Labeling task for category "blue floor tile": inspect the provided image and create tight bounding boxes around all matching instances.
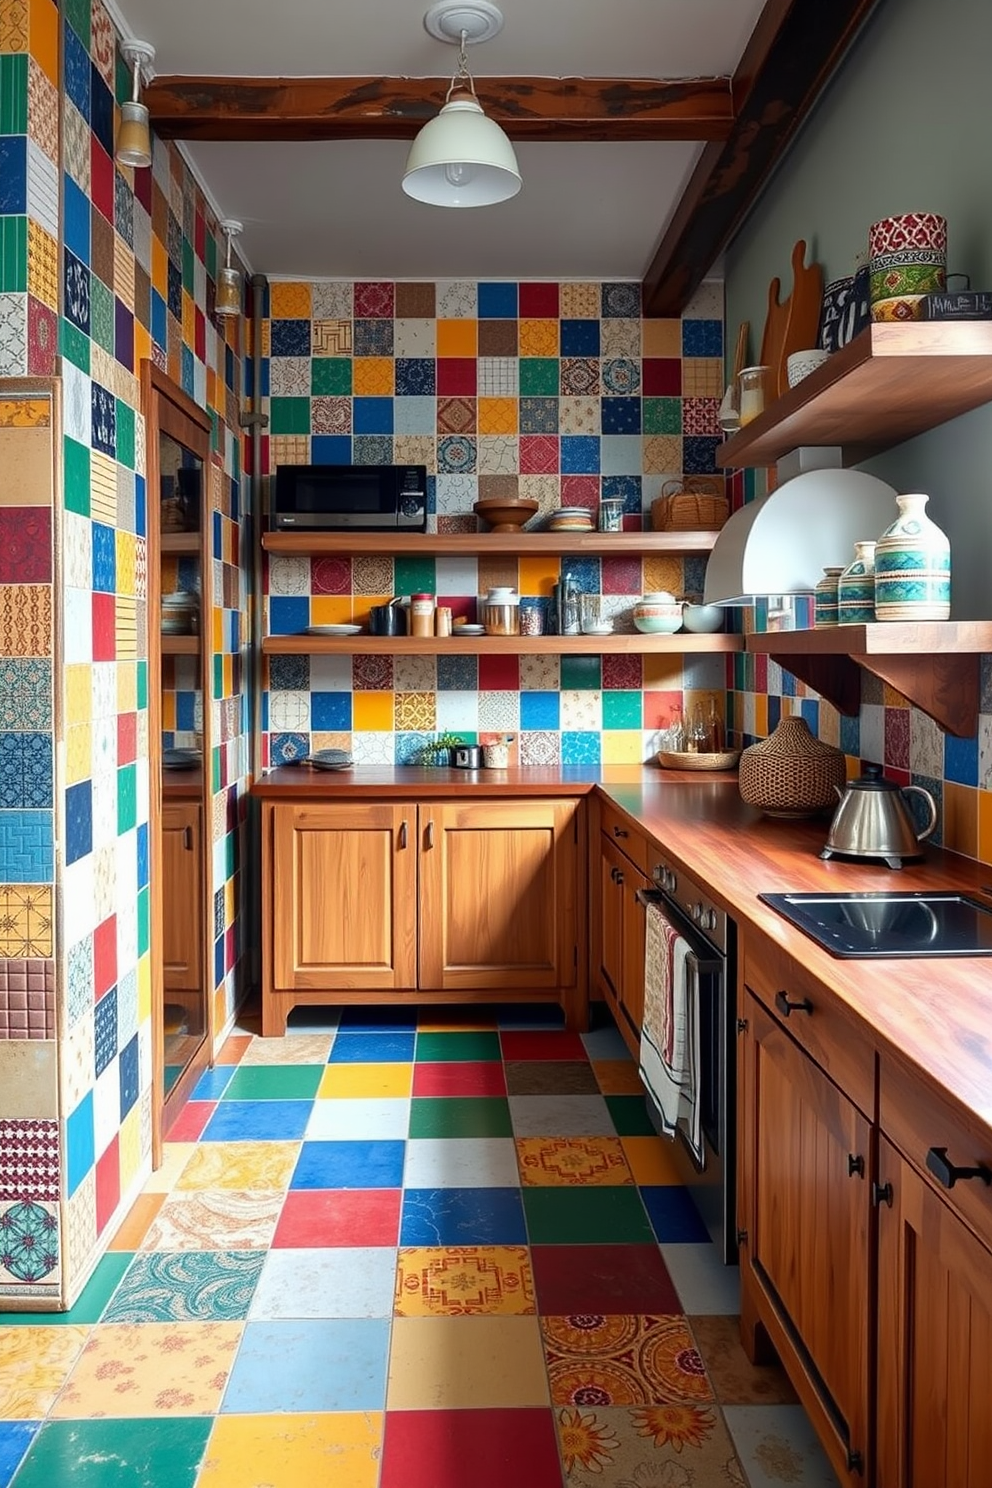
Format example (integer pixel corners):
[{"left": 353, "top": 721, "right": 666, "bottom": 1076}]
[
  {"left": 0, "top": 1423, "right": 38, "bottom": 1488},
  {"left": 222, "top": 1318, "right": 390, "bottom": 1412},
  {"left": 400, "top": 1186, "right": 528, "bottom": 1244},
  {"left": 200, "top": 1100, "right": 313, "bottom": 1141},
  {"left": 640, "top": 1184, "right": 713, "bottom": 1243},
  {"left": 328, "top": 1030, "right": 417, "bottom": 1063},
  {"left": 290, "top": 1139, "right": 406, "bottom": 1190},
  {"left": 191, "top": 1065, "right": 236, "bottom": 1100}
]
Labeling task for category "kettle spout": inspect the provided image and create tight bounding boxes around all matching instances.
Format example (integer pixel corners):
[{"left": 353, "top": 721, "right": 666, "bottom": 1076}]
[{"left": 833, "top": 782, "right": 844, "bottom": 802}]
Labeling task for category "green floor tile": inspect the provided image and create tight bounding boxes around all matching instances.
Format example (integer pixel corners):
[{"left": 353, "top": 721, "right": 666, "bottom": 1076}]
[
  {"left": 415, "top": 1031, "right": 502, "bottom": 1062},
  {"left": 522, "top": 1186, "right": 655, "bottom": 1244},
  {"left": 0, "top": 1251, "right": 132, "bottom": 1326},
  {"left": 12, "top": 1418, "right": 213, "bottom": 1488},
  {"left": 605, "top": 1094, "right": 659, "bottom": 1136},
  {"left": 221, "top": 1064, "right": 326, "bottom": 1100},
  {"left": 409, "top": 1096, "right": 512, "bottom": 1137}
]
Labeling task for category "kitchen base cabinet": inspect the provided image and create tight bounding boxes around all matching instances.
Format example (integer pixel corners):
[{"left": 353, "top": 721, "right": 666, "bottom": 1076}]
[
  {"left": 261, "top": 796, "right": 584, "bottom": 1036},
  {"left": 591, "top": 798, "right": 651, "bottom": 1058},
  {"left": 738, "top": 974, "right": 872, "bottom": 1484}
]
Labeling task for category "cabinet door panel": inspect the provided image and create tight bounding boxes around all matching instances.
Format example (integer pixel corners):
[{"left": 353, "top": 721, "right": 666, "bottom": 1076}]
[
  {"left": 744, "top": 992, "right": 871, "bottom": 1477},
  {"left": 877, "top": 1137, "right": 992, "bottom": 1488},
  {"left": 161, "top": 802, "right": 201, "bottom": 990},
  {"left": 596, "top": 835, "right": 626, "bottom": 1006},
  {"left": 621, "top": 866, "right": 650, "bottom": 1035},
  {"left": 419, "top": 799, "right": 577, "bottom": 990},
  {"left": 272, "top": 803, "right": 417, "bottom": 990}
]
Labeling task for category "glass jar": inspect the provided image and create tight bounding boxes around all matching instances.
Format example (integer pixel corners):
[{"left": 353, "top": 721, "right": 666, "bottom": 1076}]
[
  {"left": 410, "top": 592, "right": 435, "bottom": 637},
  {"left": 481, "top": 587, "right": 520, "bottom": 636},
  {"left": 737, "top": 365, "right": 770, "bottom": 426},
  {"left": 518, "top": 597, "right": 544, "bottom": 636},
  {"left": 597, "top": 498, "right": 624, "bottom": 532}
]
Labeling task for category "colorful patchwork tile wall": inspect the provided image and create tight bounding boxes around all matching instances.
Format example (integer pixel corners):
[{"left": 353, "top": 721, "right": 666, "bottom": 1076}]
[
  {"left": 262, "top": 278, "right": 728, "bottom": 767},
  {"left": 723, "top": 470, "right": 992, "bottom": 862},
  {"left": 0, "top": 0, "right": 249, "bottom": 1309}
]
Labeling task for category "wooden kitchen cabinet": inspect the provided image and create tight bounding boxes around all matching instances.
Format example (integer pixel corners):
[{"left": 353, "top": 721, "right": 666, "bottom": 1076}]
[
  {"left": 261, "top": 795, "right": 583, "bottom": 1035},
  {"left": 161, "top": 801, "right": 202, "bottom": 993},
  {"left": 738, "top": 981, "right": 873, "bottom": 1483},
  {"left": 593, "top": 830, "right": 649, "bottom": 1058}
]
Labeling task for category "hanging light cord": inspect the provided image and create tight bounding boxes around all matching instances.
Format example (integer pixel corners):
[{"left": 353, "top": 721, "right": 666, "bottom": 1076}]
[
  {"left": 129, "top": 51, "right": 142, "bottom": 106},
  {"left": 223, "top": 228, "right": 233, "bottom": 272},
  {"left": 445, "top": 30, "right": 478, "bottom": 101}
]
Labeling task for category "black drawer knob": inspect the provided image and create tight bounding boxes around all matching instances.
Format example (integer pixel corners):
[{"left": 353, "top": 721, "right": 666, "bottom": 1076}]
[
  {"left": 775, "top": 990, "right": 813, "bottom": 1018},
  {"left": 926, "top": 1146, "right": 992, "bottom": 1189},
  {"left": 612, "top": 824, "right": 629, "bottom": 838}
]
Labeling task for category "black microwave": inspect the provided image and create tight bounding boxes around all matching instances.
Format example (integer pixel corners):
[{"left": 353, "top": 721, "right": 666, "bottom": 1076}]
[{"left": 272, "top": 464, "right": 427, "bottom": 531}]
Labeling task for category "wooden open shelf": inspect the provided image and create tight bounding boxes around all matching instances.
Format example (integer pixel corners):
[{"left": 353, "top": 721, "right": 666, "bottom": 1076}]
[
  {"left": 264, "top": 633, "right": 743, "bottom": 657},
  {"left": 161, "top": 532, "right": 201, "bottom": 555},
  {"left": 161, "top": 635, "right": 200, "bottom": 655},
  {"left": 262, "top": 530, "right": 722, "bottom": 557},
  {"left": 718, "top": 322, "right": 992, "bottom": 469},
  {"left": 746, "top": 622, "right": 992, "bottom": 736}
]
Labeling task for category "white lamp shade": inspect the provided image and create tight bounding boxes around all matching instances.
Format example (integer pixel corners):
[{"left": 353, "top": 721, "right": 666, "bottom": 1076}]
[
  {"left": 116, "top": 100, "right": 151, "bottom": 169},
  {"left": 403, "top": 93, "right": 521, "bottom": 207}
]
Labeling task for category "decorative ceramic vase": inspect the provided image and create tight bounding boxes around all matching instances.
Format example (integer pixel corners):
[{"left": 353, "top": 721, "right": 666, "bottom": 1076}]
[
  {"left": 738, "top": 715, "right": 847, "bottom": 819},
  {"left": 874, "top": 492, "right": 951, "bottom": 621},
  {"left": 814, "top": 566, "right": 845, "bottom": 628},
  {"left": 837, "top": 541, "right": 877, "bottom": 625}
]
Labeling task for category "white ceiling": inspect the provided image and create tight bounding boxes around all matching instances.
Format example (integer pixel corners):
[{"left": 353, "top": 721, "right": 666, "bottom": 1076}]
[{"left": 110, "top": 0, "right": 767, "bottom": 283}]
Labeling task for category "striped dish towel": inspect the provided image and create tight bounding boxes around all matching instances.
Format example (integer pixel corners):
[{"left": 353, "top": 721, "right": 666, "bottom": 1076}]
[{"left": 639, "top": 899, "right": 703, "bottom": 1166}]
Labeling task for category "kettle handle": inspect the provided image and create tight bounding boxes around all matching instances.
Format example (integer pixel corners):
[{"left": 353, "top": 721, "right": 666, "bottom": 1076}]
[{"left": 902, "top": 785, "right": 938, "bottom": 843}]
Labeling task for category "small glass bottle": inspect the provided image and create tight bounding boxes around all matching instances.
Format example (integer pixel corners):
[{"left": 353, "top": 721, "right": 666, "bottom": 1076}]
[
  {"left": 706, "top": 698, "right": 724, "bottom": 753},
  {"left": 410, "top": 592, "right": 434, "bottom": 637},
  {"left": 737, "top": 365, "right": 770, "bottom": 426},
  {"left": 434, "top": 606, "right": 452, "bottom": 637}
]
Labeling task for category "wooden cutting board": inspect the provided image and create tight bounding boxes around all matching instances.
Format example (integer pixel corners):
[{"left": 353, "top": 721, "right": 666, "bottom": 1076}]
[{"left": 759, "top": 240, "right": 824, "bottom": 399}]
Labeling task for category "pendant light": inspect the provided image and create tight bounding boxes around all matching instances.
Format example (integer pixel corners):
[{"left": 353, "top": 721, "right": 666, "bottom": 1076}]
[
  {"left": 116, "top": 41, "right": 155, "bottom": 169},
  {"left": 403, "top": 1, "right": 521, "bottom": 208},
  {"left": 215, "top": 220, "right": 243, "bottom": 319}
]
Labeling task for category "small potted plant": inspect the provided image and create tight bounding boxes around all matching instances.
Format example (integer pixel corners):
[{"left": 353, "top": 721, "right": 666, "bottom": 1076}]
[{"left": 415, "top": 732, "right": 465, "bottom": 767}]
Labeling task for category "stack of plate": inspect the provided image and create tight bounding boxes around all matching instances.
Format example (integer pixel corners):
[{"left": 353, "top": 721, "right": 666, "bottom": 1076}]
[
  {"left": 163, "top": 747, "right": 202, "bottom": 771},
  {"left": 547, "top": 507, "right": 594, "bottom": 533},
  {"left": 307, "top": 748, "right": 354, "bottom": 771}
]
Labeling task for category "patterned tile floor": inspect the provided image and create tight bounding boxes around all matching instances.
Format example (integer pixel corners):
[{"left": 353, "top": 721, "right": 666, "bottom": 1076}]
[{"left": 0, "top": 1004, "right": 840, "bottom": 1487}]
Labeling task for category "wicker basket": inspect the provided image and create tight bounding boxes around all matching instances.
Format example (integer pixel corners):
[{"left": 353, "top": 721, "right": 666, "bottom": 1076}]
[
  {"left": 657, "top": 749, "right": 740, "bottom": 772},
  {"left": 651, "top": 480, "right": 730, "bottom": 532},
  {"left": 738, "top": 716, "right": 846, "bottom": 817}
]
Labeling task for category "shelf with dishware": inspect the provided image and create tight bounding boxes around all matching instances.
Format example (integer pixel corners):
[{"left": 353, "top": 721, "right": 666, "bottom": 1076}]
[
  {"left": 161, "top": 531, "right": 201, "bottom": 555},
  {"left": 717, "top": 321, "right": 992, "bottom": 470},
  {"left": 261, "top": 530, "right": 723, "bottom": 558},
  {"left": 161, "top": 634, "right": 201, "bottom": 655},
  {"left": 746, "top": 621, "right": 992, "bottom": 736},
  {"left": 263, "top": 632, "right": 743, "bottom": 657}
]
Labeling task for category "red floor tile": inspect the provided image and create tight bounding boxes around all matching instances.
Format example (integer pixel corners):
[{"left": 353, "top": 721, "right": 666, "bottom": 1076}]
[
  {"left": 500, "top": 1031, "right": 589, "bottom": 1061},
  {"left": 272, "top": 1187, "right": 402, "bottom": 1247},
  {"left": 215, "top": 1034, "right": 252, "bottom": 1064},
  {"left": 165, "top": 1100, "right": 215, "bottom": 1142},
  {"left": 381, "top": 1408, "right": 563, "bottom": 1488},
  {"left": 412, "top": 1061, "right": 508, "bottom": 1097},
  {"left": 530, "top": 1243, "right": 682, "bottom": 1315}
]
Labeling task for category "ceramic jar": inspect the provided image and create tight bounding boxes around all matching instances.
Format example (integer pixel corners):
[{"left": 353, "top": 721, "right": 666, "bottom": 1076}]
[
  {"left": 837, "top": 541, "right": 877, "bottom": 625},
  {"left": 813, "top": 566, "right": 846, "bottom": 628},
  {"left": 738, "top": 715, "right": 847, "bottom": 819},
  {"left": 632, "top": 592, "right": 682, "bottom": 634},
  {"left": 873, "top": 492, "right": 950, "bottom": 621}
]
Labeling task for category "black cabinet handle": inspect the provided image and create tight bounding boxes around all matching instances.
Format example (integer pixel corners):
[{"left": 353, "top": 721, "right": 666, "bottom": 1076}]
[
  {"left": 872, "top": 1181, "right": 894, "bottom": 1208},
  {"left": 398, "top": 820, "right": 407, "bottom": 849},
  {"left": 775, "top": 990, "right": 813, "bottom": 1018},
  {"left": 848, "top": 1154, "right": 865, "bottom": 1178},
  {"left": 614, "top": 868, "right": 624, "bottom": 886},
  {"left": 926, "top": 1146, "right": 992, "bottom": 1189},
  {"left": 612, "top": 824, "right": 629, "bottom": 838},
  {"left": 424, "top": 821, "right": 434, "bottom": 850}
]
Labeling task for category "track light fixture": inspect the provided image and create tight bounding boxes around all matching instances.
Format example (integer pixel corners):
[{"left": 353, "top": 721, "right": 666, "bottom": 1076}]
[
  {"left": 116, "top": 41, "right": 155, "bottom": 169},
  {"left": 215, "top": 220, "right": 244, "bottom": 318}
]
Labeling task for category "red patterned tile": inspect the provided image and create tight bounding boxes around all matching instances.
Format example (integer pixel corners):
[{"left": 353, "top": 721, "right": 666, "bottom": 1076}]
[
  {"left": 27, "top": 296, "right": 57, "bottom": 376},
  {"left": 601, "top": 557, "right": 643, "bottom": 597},
  {"left": 353, "top": 654, "right": 393, "bottom": 691},
  {"left": 437, "top": 396, "right": 476, "bottom": 434},
  {"left": 560, "top": 476, "right": 598, "bottom": 510},
  {"left": 381, "top": 1409, "right": 561, "bottom": 1488},
  {"left": 0, "top": 958, "right": 55, "bottom": 1038},
  {"left": 92, "top": 592, "right": 116, "bottom": 660},
  {"left": 682, "top": 396, "right": 720, "bottom": 435},
  {"left": 0, "top": 508, "right": 50, "bottom": 583},
  {"left": 602, "top": 654, "right": 643, "bottom": 690},
  {"left": 117, "top": 711, "right": 137, "bottom": 765},
  {"left": 311, "top": 556, "right": 352, "bottom": 594},
  {"left": 0, "top": 1118, "right": 60, "bottom": 1201},
  {"left": 885, "top": 705, "right": 911, "bottom": 769},
  {"left": 354, "top": 281, "right": 394, "bottom": 318},
  {"left": 520, "top": 436, "right": 559, "bottom": 475}
]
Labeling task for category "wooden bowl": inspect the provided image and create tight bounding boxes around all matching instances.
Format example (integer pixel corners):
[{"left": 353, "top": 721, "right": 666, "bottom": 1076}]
[{"left": 473, "top": 497, "right": 540, "bottom": 532}]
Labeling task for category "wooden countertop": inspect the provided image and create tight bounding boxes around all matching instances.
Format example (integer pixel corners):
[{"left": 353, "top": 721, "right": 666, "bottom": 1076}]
[
  {"left": 162, "top": 767, "right": 203, "bottom": 800},
  {"left": 596, "top": 776, "right": 992, "bottom": 1133},
  {"left": 251, "top": 762, "right": 992, "bottom": 1131}
]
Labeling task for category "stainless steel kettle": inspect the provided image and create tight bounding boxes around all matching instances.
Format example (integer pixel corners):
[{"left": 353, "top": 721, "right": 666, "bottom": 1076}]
[{"left": 820, "top": 763, "right": 938, "bottom": 869}]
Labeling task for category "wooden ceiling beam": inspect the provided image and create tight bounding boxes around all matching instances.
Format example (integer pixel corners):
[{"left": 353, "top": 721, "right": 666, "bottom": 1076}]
[
  {"left": 641, "top": 0, "right": 887, "bottom": 316},
  {"left": 146, "top": 73, "right": 734, "bottom": 143}
]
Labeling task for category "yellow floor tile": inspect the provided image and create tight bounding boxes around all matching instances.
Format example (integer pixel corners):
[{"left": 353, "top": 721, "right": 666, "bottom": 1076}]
[
  {"left": 53, "top": 1322, "right": 242, "bottom": 1417},
  {"left": 0, "top": 1326, "right": 90, "bottom": 1418},
  {"left": 515, "top": 1136, "right": 633, "bottom": 1186},
  {"left": 395, "top": 1246, "right": 535, "bottom": 1316},
  {"left": 175, "top": 1142, "right": 300, "bottom": 1192},
  {"left": 107, "top": 1192, "right": 165, "bottom": 1250},
  {"left": 387, "top": 1316, "right": 550, "bottom": 1409},
  {"left": 593, "top": 1060, "right": 644, "bottom": 1095},
  {"left": 317, "top": 1063, "right": 413, "bottom": 1099},
  {"left": 620, "top": 1136, "right": 685, "bottom": 1185},
  {"left": 142, "top": 1143, "right": 198, "bottom": 1193},
  {"left": 199, "top": 1412, "right": 383, "bottom": 1488}
]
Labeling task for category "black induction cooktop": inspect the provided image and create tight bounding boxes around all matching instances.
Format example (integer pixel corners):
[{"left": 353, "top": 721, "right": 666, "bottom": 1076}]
[{"left": 760, "top": 891, "right": 992, "bottom": 958}]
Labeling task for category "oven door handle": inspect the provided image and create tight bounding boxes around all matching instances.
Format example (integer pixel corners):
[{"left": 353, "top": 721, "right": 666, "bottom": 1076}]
[
  {"left": 635, "top": 888, "right": 664, "bottom": 908},
  {"left": 636, "top": 889, "right": 725, "bottom": 972}
]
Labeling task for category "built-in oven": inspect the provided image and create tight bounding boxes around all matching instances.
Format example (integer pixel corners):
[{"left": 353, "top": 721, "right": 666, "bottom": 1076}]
[{"left": 637, "top": 854, "right": 737, "bottom": 1263}]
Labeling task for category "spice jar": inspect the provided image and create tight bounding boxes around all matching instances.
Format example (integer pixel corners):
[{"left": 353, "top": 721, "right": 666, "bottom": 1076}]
[
  {"left": 434, "top": 606, "right": 452, "bottom": 637},
  {"left": 737, "top": 365, "right": 770, "bottom": 426},
  {"left": 481, "top": 587, "right": 520, "bottom": 636},
  {"left": 410, "top": 592, "right": 435, "bottom": 637}
]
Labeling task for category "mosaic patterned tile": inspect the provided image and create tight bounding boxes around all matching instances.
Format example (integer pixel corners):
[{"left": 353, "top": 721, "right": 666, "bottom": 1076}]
[
  {"left": 0, "top": 1326, "right": 89, "bottom": 1418},
  {"left": 515, "top": 1137, "right": 632, "bottom": 1186},
  {"left": 556, "top": 1402, "right": 741, "bottom": 1484},
  {"left": 140, "top": 1191, "right": 284, "bottom": 1252},
  {"left": 543, "top": 1313, "right": 714, "bottom": 1407},
  {"left": 52, "top": 1321, "right": 242, "bottom": 1416},
  {"left": 102, "top": 1249, "right": 266, "bottom": 1322}
]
